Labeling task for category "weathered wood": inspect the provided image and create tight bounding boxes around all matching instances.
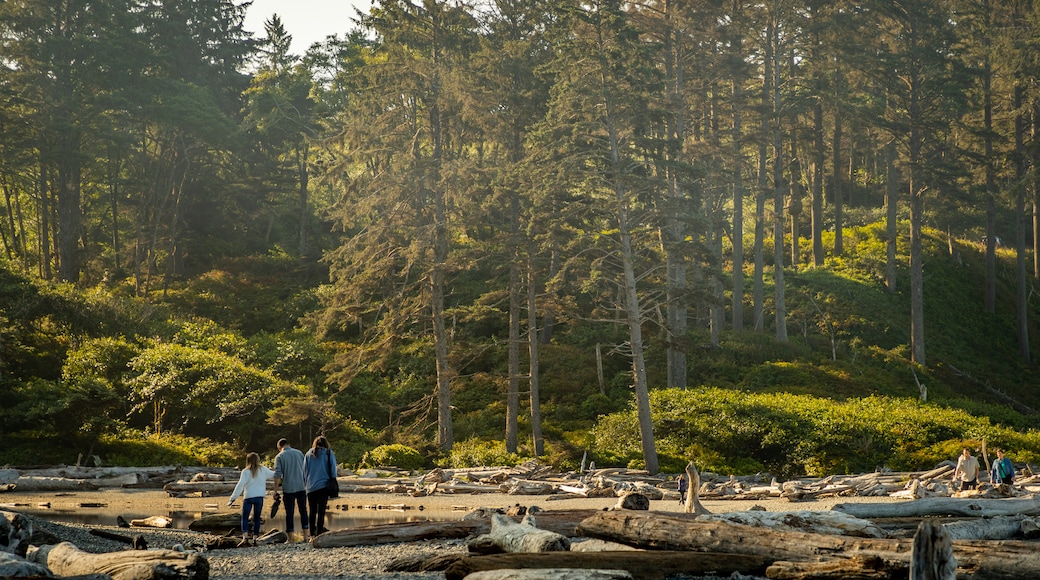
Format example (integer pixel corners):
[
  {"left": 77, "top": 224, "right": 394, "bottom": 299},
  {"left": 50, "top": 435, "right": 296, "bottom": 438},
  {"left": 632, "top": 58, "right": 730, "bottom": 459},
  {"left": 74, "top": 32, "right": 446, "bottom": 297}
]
[
  {"left": 911, "top": 519, "right": 956, "bottom": 580},
  {"left": 464, "top": 569, "right": 633, "bottom": 580},
  {"left": 576, "top": 511, "right": 1040, "bottom": 579},
  {"left": 700, "top": 509, "right": 887, "bottom": 538},
  {"left": 0, "top": 551, "right": 53, "bottom": 578},
  {"left": 682, "top": 462, "right": 709, "bottom": 515},
  {"left": 313, "top": 509, "right": 602, "bottom": 549},
  {"left": 485, "top": 513, "right": 569, "bottom": 553},
  {"left": 129, "top": 515, "right": 173, "bottom": 528},
  {"left": 766, "top": 556, "right": 891, "bottom": 579},
  {"left": 0, "top": 510, "right": 34, "bottom": 557},
  {"left": 188, "top": 512, "right": 247, "bottom": 531},
  {"left": 444, "top": 551, "right": 771, "bottom": 580},
  {"left": 27, "top": 541, "right": 208, "bottom": 580},
  {"left": 12, "top": 476, "right": 99, "bottom": 492},
  {"left": 833, "top": 496, "right": 1040, "bottom": 519},
  {"left": 942, "top": 515, "right": 1027, "bottom": 541}
]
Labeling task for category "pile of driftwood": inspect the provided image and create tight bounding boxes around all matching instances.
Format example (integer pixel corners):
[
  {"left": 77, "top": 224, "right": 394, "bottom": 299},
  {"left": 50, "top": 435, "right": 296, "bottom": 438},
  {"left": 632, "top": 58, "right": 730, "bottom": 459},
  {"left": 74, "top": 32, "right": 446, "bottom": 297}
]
[
  {"left": 329, "top": 466, "right": 1040, "bottom": 580},
  {"left": 0, "top": 508, "right": 208, "bottom": 580},
  {"left": 5, "top": 457, "right": 1037, "bottom": 502}
]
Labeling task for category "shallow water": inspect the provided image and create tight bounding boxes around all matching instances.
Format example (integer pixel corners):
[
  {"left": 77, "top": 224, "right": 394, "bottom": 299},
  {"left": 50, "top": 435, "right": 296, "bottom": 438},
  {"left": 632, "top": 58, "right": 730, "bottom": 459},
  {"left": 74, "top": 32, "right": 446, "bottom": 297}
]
[{"left": 6, "top": 500, "right": 465, "bottom": 531}]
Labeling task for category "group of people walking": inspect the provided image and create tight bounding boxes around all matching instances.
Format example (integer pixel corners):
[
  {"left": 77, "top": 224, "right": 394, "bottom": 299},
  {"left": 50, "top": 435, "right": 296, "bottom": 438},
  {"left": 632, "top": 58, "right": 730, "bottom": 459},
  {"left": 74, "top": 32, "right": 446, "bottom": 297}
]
[
  {"left": 227, "top": 435, "right": 338, "bottom": 544},
  {"left": 952, "top": 447, "right": 1016, "bottom": 491}
]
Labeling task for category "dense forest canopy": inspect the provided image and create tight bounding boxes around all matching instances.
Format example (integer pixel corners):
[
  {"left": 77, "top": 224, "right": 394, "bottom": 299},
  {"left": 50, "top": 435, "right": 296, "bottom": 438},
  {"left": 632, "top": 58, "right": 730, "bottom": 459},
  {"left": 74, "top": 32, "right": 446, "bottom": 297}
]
[{"left": 2, "top": 0, "right": 1040, "bottom": 476}]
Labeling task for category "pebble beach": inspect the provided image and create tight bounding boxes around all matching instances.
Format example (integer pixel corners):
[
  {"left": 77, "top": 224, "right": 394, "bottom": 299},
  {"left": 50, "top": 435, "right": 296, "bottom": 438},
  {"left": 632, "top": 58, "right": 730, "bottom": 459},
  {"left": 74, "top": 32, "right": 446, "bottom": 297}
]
[{"left": 2, "top": 489, "right": 907, "bottom": 580}]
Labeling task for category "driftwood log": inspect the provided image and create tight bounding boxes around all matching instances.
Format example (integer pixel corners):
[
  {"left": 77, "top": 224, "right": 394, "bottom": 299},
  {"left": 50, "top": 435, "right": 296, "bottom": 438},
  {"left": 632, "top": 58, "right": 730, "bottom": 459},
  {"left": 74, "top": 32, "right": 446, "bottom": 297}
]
[
  {"left": 0, "top": 510, "right": 34, "bottom": 557},
  {"left": 682, "top": 462, "right": 709, "bottom": 515},
  {"left": 832, "top": 496, "right": 1040, "bottom": 519},
  {"left": 188, "top": 512, "right": 249, "bottom": 531},
  {"left": 0, "top": 551, "right": 53, "bottom": 578},
  {"left": 312, "top": 509, "right": 601, "bottom": 549},
  {"left": 28, "top": 541, "right": 208, "bottom": 580},
  {"left": 484, "top": 513, "right": 569, "bottom": 553},
  {"left": 444, "top": 551, "right": 772, "bottom": 580},
  {"left": 129, "top": 515, "right": 173, "bottom": 528},
  {"left": 577, "top": 511, "right": 1040, "bottom": 578},
  {"left": 463, "top": 570, "right": 633, "bottom": 580},
  {"left": 764, "top": 556, "right": 889, "bottom": 580}
]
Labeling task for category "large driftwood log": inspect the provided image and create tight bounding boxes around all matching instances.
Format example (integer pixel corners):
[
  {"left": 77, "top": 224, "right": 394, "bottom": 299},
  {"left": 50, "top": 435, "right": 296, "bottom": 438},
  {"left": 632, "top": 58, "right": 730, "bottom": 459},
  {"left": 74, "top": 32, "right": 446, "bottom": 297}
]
[
  {"left": 28, "top": 541, "right": 208, "bottom": 580},
  {"left": 942, "top": 515, "right": 1028, "bottom": 541},
  {"left": 832, "top": 496, "right": 1040, "bottom": 519},
  {"left": 682, "top": 462, "right": 709, "bottom": 515},
  {"left": 0, "top": 551, "right": 53, "bottom": 578},
  {"left": 313, "top": 509, "right": 601, "bottom": 549},
  {"left": 699, "top": 510, "right": 887, "bottom": 538},
  {"left": 765, "top": 556, "right": 889, "bottom": 580},
  {"left": 129, "top": 515, "right": 173, "bottom": 528},
  {"left": 444, "top": 551, "right": 772, "bottom": 580},
  {"left": 486, "top": 514, "right": 570, "bottom": 553},
  {"left": 12, "top": 475, "right": 99, "bottom": 491},
  {"left": 578, "top": 511, "right": 1040, "bottom": 578},
  {"left": 464, "top": 569, "right": 633, "bottom": 580}
]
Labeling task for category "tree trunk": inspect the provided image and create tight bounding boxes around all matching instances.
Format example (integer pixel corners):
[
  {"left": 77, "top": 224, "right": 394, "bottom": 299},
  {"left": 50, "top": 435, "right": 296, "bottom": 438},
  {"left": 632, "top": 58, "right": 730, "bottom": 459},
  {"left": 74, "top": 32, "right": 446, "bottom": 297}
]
[
  {"left": 885, "top": 137, "right": 899, "bottom": 294},
  {"left": 832, "top": 104, "right": 844, "bottom": 256},
  {"left": 1014, "top": 85, "right": 1030, "bottom": 363},
  {"left": 832, "top": 496, "right": 1040, "bottom": 519},
  {"left": 527, "top": 255, "right": 543, "bottom": 456},
  {"left": 484, "top": 513, "right": 570, "bottom": 553},
  {"left": 812, "top": 99, "right": 825, "bottom": 267},
  {"left": 769, "top": 18, "right": 788, "bottom": 342},
  {"left": 731, "top": 54, "right": 745, "bottom": 331}
]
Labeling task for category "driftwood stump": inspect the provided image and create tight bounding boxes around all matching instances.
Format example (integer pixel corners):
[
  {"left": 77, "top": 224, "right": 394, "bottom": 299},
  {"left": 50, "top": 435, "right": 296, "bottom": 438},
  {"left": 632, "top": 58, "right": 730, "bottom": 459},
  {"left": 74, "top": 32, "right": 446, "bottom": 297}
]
[
  {"left": 911, "top": 519, "right": 956, "bottom": 580},
  {"left": 682, "top": 461, "right": 709, "bottom": 515}
]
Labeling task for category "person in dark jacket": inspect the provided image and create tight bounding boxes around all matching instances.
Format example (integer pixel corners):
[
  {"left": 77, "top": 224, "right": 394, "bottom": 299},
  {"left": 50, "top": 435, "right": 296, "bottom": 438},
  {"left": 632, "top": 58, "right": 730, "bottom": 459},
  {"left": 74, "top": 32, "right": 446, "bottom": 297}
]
[
  {"left": 991, "top": 448, "right": 1015, "bottom": 487},
  {"left": 303, "top": 435, "right": 337, "bottom": 537}
]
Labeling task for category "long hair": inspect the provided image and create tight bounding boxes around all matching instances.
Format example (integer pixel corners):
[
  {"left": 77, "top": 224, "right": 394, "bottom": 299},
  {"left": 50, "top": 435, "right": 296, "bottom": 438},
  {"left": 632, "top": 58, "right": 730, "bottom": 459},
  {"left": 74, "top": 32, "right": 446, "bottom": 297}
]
[
  {"left": 246, "top": 452, "right": 260, "bottom": 477},
  {"left": 312, "top": 436, "right": 329, "bottom": 452}
]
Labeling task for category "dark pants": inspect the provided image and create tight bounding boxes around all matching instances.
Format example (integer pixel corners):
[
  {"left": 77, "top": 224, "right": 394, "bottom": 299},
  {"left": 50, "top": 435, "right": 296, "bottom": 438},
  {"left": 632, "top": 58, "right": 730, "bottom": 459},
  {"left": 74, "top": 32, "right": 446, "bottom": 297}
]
[
  {"left": 241, "top": 497, "right": 263, "bottom": 536},
  {"left": 308, "top": 488, "right": 330, "bottom": 535},
  {"left": 283, "top": 490, "right": 309, "bottom": 534},
  {"left": 961, "top": 478, "right": 977, "bottom": 490}
]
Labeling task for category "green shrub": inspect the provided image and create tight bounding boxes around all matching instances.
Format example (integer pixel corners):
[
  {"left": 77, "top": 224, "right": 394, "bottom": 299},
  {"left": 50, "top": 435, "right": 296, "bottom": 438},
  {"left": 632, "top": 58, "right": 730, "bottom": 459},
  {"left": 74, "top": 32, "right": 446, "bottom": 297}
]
[
  {"left": 438, "top": 438, "right": 522, "bottom": 468},
  {"left": 360, "top": 443, "right": 425, "bottom": 470}
]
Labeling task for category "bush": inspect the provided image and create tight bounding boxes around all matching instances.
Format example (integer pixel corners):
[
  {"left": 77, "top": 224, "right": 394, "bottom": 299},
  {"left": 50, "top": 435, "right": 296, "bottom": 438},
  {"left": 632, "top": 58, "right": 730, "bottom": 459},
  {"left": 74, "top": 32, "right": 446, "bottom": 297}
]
[
  {"left": 438, "top": 438, "right": 522, "bottom": 468},
  {"left": 360, "top": 444, "right": 425, "bottom": 470}
]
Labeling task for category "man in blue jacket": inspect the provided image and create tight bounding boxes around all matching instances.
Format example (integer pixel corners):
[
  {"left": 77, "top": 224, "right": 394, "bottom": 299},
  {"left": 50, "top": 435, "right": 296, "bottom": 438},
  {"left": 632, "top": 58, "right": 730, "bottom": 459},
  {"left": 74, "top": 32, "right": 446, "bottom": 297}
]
[{"left": 273, "top": 438, "right": 310, "bottom": 541}]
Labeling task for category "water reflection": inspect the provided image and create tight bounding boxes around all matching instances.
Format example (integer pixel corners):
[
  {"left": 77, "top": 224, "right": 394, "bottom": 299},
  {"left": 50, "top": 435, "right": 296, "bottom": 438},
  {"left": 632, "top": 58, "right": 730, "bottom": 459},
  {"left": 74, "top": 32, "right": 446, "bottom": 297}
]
[{"left": 14, "top": 504, "right": 464, "bottom": 531}]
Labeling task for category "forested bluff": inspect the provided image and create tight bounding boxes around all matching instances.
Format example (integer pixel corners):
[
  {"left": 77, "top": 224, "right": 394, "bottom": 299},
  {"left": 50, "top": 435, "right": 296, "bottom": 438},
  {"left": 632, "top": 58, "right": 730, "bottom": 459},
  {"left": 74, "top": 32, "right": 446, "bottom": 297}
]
[{"left": 2, "top": 0, "right": 1040, "bottom": 477}]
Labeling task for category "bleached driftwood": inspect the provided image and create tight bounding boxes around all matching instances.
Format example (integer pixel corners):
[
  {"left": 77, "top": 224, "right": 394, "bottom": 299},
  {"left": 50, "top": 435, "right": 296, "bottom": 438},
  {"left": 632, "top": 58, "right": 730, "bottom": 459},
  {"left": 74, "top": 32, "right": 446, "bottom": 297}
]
[
  {"left": 832, "top": 495, "right": 1040, "bottom": 519},
  {"left": 698, "top": 510, "right": 887, "bottom": 538},
  {"left": 682, "top": 462, "right": 709, "bottom": 515},
  {"left": 576, "top": 511, "right": 1040, "bottom": 578},
  {"left": 313, "top": 509, "right": 600, "bottom": 549},
  {"left": 28, "top": 541, "right": 208, "bottom": 580},
  {"left": 129, "top": 515, "right": 173, "bottom": 528},
  {"left": 0, "top": 511, "right": 33, "bottom": 557},
  {"left": 0, "top": 552, "right": 52, "bottom": 578},
  {"left": 485, "top": 513, "right": 570, "bottom": 553}
]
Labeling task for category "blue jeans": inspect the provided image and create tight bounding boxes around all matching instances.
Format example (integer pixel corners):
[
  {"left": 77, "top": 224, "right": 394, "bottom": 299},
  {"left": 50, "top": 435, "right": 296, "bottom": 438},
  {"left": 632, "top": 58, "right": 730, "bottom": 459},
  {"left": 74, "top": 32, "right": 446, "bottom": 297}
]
[
  {"left": 282, "top": 490, "right": 309, "bottom": 534},
  {"left": 241, "top": 497, "right": 264, "bottom": 536}
]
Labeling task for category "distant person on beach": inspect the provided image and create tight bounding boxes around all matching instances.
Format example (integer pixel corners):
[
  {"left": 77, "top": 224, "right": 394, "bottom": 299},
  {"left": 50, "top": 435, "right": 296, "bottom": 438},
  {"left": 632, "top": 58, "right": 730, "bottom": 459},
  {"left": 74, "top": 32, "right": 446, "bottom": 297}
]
[
  {"left": 991, "top": 448, "right": 1015, "bottom": 488},
  {"left": 273, "top": 438, "right": 310, "bottom": 541},
  {"left": 677, "top": 474, "right": 688, "bottom": 505},
  {"left": 304, "top": 435, "right": 337, "bottom": 537},
  {"left": 228, "top": 452, "right": 276, "bottom": 544},
  {"left": 953, "top": 447, "right": 979, "bottom": 490}
]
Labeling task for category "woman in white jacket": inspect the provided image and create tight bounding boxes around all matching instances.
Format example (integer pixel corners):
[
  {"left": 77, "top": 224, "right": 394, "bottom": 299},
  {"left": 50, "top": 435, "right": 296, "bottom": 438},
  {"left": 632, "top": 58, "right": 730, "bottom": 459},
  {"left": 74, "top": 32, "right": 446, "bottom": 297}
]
[{"left": 228, "top": 452, "right": 275, "bottom": 542}]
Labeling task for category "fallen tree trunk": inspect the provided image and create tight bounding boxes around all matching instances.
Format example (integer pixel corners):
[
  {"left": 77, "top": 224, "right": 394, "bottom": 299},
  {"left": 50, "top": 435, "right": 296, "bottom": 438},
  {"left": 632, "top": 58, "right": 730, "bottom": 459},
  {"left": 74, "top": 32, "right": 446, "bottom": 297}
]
[
  {"left": 444, "top": 551, "right": 772, "bottom": 580},
  {"left": 577, "top": 511, "right": 1040, "bottom": 578},
  {"left": 188, "top": 512, "right": 245, "bottom": 531},
  {"left": 12, "top": 476, "right": 99, "bottom": 492},
  {"left": 27, "top": 541, "right": 208, "bottom": 580},
  {"left": 129, "top": 515, "right": 173, "bottom": 528},
  {"left": 314, "top": 510, "right": 602, "bottom": 549},
  {"left": 765, "top": 556, "right": 889, "bottom": 580},
  {"left": 832, "top": 496, "right": 1040, "bottom": 519}
]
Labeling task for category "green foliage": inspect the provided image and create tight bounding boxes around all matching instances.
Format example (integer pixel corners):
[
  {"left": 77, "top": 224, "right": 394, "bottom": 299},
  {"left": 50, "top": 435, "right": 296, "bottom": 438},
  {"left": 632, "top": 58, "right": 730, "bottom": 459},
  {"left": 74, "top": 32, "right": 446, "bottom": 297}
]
[
  {"left": 592, "top": 388, "right": 1037, "bottom": 477},
  {"left": 97, "top": 431, "right": 241, "bottom": 467},
  {"left": 360, "top": 444, "right": 425, "bottom": 470},
  {"left": 438, "top": 438, "right": 523, "bottom": 469}
]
